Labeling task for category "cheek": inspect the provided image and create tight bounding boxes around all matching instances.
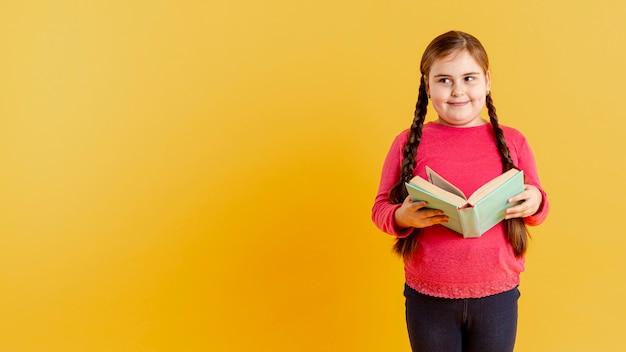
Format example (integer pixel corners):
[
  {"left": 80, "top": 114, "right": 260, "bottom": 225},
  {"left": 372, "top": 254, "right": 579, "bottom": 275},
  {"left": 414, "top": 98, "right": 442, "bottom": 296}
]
[
  {"left": 471, "top": 94, "right": 486, "bottom": 104},
  {"left": 430, "top": 93, "right": 448, "bottom": 105},
  {"left": 428, "top": 88, "right": 443, "bottom": 99},
  {"left": 429, "top": 97, "right": 448, "bottom": 114}
]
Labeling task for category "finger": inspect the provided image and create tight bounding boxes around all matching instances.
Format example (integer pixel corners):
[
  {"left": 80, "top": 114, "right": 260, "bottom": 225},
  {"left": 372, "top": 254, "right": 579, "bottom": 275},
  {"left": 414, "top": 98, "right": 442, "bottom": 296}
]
[
  {"left": 506, "top": 203, "right": 526, "bottom": 215},
  {"left": 505, "top": 203, "right": 531, "bottom": 219},
  {"left": 510, "top": 184, "right": 540, "bottom": 203},
  {"left": 508, "top": 192, "right": 528, "bottom": 204},
  {"left": 412, "top": 214, "right": 449, "bottom": 228},
  {"left": 423, "top": 214, "right": 449, "bottom": 226},
  {"left": 419, "top": 208, "right": 447, "bottom": 219},
  {"left": 404, "top": 196, "right": 429, "bottom": 210},
  {"left": 431, "top": 214, "right": 449, "bottom": 224}
]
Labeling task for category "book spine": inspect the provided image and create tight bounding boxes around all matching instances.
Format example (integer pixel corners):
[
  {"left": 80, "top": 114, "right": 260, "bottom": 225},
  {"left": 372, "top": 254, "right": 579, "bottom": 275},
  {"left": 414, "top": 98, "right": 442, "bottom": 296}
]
[{"left": 458, "top": 207, "right": 481, "bottom": 238}]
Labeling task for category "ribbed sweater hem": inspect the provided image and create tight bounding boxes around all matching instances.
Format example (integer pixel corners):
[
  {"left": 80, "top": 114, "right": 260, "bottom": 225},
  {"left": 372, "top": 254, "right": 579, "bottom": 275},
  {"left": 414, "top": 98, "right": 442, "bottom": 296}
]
[{"left": 405, "top": 275, "right": 521, "bottom": 299}]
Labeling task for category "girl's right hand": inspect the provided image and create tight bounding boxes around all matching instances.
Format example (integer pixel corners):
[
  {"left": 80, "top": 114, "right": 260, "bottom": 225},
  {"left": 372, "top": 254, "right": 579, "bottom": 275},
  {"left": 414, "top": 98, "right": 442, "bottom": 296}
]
[{"left": 394, "top": 196, "right": 449, "bottom": 229}]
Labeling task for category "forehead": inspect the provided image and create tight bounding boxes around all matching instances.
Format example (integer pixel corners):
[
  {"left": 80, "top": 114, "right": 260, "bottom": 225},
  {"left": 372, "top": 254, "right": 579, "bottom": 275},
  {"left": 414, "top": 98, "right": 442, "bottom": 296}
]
[{"left": 429, "top": 50, "right": 485, "bottom": 75}]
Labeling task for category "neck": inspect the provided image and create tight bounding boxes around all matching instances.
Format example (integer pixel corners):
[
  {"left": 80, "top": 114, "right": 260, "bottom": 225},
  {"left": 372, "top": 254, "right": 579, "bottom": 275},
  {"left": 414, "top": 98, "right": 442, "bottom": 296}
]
[{"left": 434, "top": 118, "right": 488, "bottom": 127}]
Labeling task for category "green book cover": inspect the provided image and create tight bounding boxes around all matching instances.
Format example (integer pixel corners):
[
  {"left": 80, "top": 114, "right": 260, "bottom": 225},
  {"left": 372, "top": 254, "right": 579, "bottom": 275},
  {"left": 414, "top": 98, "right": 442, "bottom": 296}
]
[{"left": 405, "top": 167, "right": 524, "bottom": 238}]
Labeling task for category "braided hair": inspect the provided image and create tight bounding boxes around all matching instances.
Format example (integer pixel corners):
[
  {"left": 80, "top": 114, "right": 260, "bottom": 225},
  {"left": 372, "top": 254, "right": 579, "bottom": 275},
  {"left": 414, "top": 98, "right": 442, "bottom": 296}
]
[
  {"left": 388, "top": 31, "right": 528, "bottom": 260},
  {"left": 486, "top": 92, "right": 529, "bottom": 257}
]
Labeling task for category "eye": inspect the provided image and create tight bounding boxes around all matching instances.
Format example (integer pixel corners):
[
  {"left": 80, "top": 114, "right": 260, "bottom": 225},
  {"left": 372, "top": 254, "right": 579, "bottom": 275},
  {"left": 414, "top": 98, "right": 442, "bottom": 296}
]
[
  {"left": 438, "top": 77, "right": 451, "bottom": 84},
  {"left": 464, "top": 76, "right": 475, "bottom": 82}
]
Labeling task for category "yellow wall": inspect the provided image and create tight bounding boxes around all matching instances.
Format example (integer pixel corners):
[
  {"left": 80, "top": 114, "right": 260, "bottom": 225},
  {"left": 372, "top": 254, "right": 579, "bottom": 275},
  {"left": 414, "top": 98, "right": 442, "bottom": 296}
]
[{"left": 1, "top": 1, "right": 625, "bottom": 351}]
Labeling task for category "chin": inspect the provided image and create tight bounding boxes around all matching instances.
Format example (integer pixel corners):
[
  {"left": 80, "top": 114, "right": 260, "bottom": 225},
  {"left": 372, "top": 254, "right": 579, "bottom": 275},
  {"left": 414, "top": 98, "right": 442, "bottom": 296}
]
[{"left": 438, "top": 117, "right": 484, "bottom": 127}]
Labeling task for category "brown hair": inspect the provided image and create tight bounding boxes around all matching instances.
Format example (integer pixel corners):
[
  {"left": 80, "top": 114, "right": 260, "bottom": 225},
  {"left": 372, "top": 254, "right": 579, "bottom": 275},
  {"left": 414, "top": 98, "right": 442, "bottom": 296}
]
[{"left": 388, "top": 31, "right": 528, "bottom": 260}]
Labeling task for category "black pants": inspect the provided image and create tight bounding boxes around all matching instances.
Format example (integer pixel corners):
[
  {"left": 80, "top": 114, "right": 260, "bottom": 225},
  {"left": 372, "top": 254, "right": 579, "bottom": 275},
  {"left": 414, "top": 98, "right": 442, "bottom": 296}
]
[{"left": 404, "top": 284, "right": 519, "bottom": 352}]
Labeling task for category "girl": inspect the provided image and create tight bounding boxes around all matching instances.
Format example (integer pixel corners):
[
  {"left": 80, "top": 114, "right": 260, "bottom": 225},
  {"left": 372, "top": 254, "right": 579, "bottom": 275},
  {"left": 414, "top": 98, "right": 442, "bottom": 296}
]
[{"left": 371, "top": 31, "right": 549, "bottom": 352}]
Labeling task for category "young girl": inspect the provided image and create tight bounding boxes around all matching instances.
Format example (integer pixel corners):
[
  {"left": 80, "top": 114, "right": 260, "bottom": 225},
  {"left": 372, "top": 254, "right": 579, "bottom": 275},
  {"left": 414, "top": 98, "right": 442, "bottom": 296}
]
[{"left": 371, "top": 31, "right": 549, "bottom": 352}]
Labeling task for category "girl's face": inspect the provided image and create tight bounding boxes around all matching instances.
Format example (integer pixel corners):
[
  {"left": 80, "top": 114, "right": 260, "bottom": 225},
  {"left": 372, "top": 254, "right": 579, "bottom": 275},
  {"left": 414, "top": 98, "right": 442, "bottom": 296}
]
[{"left": 426, "top": 50, "right": 491, "bottom": 127}]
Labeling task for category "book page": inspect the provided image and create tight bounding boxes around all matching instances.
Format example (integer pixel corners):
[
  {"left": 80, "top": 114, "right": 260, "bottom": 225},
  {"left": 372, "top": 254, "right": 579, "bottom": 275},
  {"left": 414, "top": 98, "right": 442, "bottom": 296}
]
[
  {"left": 467, "top": 169, "right": 522, "bottom": 205},
  {"left": 406, "top": 175, "right": 467, "bottom": 207},
  {"left": 425, "top": 166, "right": 467, "bottom": 200}
]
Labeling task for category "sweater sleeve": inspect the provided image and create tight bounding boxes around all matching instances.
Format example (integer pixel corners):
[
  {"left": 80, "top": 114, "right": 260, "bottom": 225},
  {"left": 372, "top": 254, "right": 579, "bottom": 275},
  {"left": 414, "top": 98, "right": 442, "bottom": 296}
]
[
  {"left": 371, "top": 132, "right": 414, "bottom": 238},
  {"left": 512, "top": 134, "right": 550, "bottom": 226}
]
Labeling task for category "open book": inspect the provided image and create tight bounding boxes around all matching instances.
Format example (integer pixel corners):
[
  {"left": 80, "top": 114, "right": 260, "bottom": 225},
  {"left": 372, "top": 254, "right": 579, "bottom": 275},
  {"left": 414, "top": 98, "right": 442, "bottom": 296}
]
[{"left": 405, "top": 166, "right": 524, "bottom": 238}]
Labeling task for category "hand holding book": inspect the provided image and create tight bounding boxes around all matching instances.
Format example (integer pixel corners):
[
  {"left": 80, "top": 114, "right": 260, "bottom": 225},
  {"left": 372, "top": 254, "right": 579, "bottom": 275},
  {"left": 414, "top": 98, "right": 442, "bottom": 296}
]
[
  {"left": 394, "top": 197, "right": 450, "bottom": 230},
  {"left": 503, "top": 184, "right": 543, "bottom": 220},
  {"left": 404, "top": 166, "right": 525, "bottom": 238}
]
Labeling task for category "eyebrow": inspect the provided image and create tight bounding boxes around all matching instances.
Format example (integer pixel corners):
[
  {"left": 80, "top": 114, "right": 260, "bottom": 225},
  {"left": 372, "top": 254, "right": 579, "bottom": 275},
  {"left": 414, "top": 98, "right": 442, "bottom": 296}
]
[{"left": 433, "top": 72, "right": 481, "bottom": 77}]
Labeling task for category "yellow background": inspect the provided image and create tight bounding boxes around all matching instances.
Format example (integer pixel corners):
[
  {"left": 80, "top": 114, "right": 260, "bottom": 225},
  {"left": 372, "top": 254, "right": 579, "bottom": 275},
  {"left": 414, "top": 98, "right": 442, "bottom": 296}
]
[{"left": 1, "top": 0, "right": 625, "bottom": 351}]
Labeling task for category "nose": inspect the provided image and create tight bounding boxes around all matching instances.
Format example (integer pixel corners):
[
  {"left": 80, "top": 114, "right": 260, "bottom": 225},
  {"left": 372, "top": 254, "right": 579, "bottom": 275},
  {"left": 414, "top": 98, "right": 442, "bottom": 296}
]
[{"left": 451, "top": 84, "right": 464, "bottom": 97}]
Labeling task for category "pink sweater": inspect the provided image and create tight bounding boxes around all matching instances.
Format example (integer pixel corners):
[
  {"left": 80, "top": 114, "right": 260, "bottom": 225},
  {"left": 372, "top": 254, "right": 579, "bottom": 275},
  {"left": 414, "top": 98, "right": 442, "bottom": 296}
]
[{"left": 372, "top": 122, "right": 549, "bottom": 298}]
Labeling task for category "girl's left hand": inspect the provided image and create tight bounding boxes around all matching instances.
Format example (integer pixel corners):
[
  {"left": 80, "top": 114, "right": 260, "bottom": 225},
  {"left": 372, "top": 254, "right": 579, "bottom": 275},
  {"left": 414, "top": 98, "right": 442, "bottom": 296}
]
[{"left": 505, "top": 184, "right": 542, "bottom": 219}]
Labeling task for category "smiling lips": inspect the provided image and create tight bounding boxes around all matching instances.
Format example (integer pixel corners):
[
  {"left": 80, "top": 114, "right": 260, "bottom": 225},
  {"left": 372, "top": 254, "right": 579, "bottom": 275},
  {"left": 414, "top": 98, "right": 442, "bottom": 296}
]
[{"left": 448, "top": 101, "right": 469, "bottom": 107}]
